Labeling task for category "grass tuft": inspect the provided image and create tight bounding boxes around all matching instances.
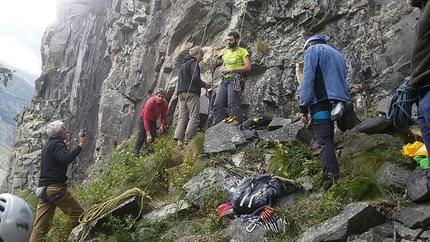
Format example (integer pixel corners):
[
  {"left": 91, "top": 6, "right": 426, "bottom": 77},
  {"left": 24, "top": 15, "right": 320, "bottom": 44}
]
[
  {"left": 267, "top": 140, "right": 319, "bottom": 179},
  {"left": 254, "top": 40, "right": 269, "bottom": 55}
]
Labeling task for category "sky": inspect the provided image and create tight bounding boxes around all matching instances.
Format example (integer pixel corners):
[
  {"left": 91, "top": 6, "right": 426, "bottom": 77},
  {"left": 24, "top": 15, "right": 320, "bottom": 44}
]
[{"left": 0, "top": 0, "right": 57, "bottom": 75}]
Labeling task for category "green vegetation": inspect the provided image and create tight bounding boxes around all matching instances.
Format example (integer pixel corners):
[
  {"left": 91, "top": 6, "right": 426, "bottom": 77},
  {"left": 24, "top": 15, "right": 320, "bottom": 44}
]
[
  {"left": 27, "top": 128, "right": 414, "bottom": 242},
  {"left": 254, "top": 40, "right": 269, "bottom": 55},
  {"left": 42, "top": 213, "right": 71, "bottom": 242},
  {"left": 243, "top": 140, "right": 269, "bottom": 164},
  {"left": 0, "top": 67, "right": 14, "bottom": 87},
  {"left": 268, "top": 140, "right": 320, "bottom": 179}
]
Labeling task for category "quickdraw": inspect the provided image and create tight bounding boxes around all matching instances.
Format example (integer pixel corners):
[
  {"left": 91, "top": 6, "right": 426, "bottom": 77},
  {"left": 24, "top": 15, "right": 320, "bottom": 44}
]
[{"left": 241, "top": 205, "right": 283, "bottom": 234}]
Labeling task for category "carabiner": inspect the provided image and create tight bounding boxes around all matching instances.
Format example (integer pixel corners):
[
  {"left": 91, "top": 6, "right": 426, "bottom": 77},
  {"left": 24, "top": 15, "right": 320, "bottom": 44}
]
[{"left": 246, "top": 221, "right": 258, "bottom": 232}]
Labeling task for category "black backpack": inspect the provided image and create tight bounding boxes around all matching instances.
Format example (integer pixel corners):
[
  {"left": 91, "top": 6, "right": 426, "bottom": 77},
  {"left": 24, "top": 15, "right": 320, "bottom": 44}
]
[
  {"left": 230, "top": 174, "right": 296, "bottom": 215},
  {"left": 337, "top": 101, "right": 357, "bottom": 131}
]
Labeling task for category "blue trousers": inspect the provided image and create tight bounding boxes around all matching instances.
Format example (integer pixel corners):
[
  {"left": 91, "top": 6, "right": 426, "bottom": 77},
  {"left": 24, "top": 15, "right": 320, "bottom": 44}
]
[{"left": 418, "top": 90, "right": 430, "bottom": 152}]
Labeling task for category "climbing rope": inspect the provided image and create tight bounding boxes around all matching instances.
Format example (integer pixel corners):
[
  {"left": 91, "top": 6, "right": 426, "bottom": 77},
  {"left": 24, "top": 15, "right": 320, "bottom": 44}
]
[
  {"left": 238, "top": 1, "right": 248, "bottom": 46},
  {"left": 206, "top": 0, "right": 249, "bottom": 126},
  {"left": 180, "top": 0, "right": 249, "bottom": 128},
  {"left": 143, "top": 155, "right": 166, "bottom": 192},
  {"left": 142, "top": 0, "right": 217, "bottom": 201},
  {"left": 77, "top": 188, "right": 151, "bottom": 241},
  {"left": 386, "top": 77, "right": 418, "bottom": 129},
  {"left": 177, "top": 0, "right": 214, "bottom": 126},
  {"left": 141, "top": 0, "right": 250, "bottom": 202}
]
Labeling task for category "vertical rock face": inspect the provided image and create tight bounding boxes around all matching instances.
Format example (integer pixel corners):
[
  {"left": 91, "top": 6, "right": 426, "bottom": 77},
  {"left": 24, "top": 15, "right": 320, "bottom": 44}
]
[{"left": 7, "top": 0, "right": 419, "bottom": 192}]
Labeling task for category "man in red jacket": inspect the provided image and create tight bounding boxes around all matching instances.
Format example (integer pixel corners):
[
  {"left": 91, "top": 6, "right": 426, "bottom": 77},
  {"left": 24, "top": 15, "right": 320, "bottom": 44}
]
[{"left": 134, "top": 88, "right": 168, "bottom": 155}]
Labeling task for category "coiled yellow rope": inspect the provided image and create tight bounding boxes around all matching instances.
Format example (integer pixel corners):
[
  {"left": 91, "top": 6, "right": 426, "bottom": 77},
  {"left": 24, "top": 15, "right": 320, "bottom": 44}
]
[{"left": 77, "top": 188, "right": 151, "bottom": 241}]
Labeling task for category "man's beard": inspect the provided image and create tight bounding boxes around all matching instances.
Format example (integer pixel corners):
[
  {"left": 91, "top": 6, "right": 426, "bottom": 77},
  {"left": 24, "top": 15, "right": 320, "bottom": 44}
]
[{"left": 228, "top": 41, "right": 238, "bottom": 49}]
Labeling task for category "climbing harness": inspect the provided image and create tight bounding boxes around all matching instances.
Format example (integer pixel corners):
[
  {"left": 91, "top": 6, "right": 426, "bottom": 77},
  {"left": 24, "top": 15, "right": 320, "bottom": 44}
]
[
  {"left": 386, "top": 77, "right": 418, "bottom": 129},
  {"left": 36, "top": 186, "right": 67, "bottom": 203}
]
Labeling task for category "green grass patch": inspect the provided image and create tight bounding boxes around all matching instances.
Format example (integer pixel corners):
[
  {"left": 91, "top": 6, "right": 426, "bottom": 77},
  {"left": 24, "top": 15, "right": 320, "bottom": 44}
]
[
  {"left": 267, "top": 140, "right": 320, "bottom": 179},
  {"left": 242, "top": 140, "right": 269, "bottom": 164},
  {"left": 330, "top": 172, "right": 386, "bottom": 202}
]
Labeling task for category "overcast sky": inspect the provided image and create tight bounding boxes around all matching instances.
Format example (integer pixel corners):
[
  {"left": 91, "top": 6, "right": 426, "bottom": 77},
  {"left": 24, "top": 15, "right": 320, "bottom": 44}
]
[{"left": 0, "top": 0, "right": 57, "bottom": 75}]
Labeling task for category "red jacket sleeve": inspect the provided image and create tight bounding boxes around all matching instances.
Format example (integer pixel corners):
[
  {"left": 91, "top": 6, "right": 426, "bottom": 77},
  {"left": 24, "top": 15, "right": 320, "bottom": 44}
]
[
  {"left": 160, "top": 100, "right": 168, "bottom": 126},
  {"left": 142, "top": 97, "right": 153, "bottom": 131}
]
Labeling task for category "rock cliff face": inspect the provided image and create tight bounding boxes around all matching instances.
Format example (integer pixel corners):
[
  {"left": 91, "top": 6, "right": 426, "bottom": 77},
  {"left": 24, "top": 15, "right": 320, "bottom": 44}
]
[{"left": 6, "top": 0, "right": 420, "bottom": 192}]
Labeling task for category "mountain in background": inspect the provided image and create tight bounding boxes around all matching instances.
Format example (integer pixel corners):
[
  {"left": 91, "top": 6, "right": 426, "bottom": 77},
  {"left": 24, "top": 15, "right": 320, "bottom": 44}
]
[{"left": 0, "top": 62, "right": 35, "bottom": 165}]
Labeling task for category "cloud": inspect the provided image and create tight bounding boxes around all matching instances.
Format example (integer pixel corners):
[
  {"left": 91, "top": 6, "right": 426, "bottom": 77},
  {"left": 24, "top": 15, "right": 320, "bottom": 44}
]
[
  {"left": 0, "top": 0, "right": 57, "bottom": 28},
  {"left": 0, "top": 0, "right": 57, "bottom": 75},
  {"left": 0, "top": 36, "right": 42, "bottom": 75}
]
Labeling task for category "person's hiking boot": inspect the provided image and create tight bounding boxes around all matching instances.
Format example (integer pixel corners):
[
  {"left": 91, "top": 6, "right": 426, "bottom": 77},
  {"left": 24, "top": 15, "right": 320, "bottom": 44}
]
[
  {"left": 323, "top": 179, "right": 334, "bottom": 191},
  {"left": 146, "top": 148, "right": 154, "bottom": 155},
  {"left": 222, "top": 115, "right": 237, "bottom": 123},
  {"left": 323, "top": 172, "right": 338, "bottom": 191},
  {"left": 177, "top": 140, "right": 184, "bottom": 151}
]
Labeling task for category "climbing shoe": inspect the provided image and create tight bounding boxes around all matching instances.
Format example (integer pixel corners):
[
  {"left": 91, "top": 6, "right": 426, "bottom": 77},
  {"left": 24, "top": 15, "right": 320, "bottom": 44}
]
[{"left": 222, "top": 116, "right": 237, "bottom": 123}]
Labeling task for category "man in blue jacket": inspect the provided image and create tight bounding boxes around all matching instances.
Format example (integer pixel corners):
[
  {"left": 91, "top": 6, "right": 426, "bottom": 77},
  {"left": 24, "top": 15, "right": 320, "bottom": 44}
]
[
  {"left": 299, "top": 35, "right": 351, "bottom": 190},
  {"left": 174, "top": 46, "right": 211, "bottom": 150}
]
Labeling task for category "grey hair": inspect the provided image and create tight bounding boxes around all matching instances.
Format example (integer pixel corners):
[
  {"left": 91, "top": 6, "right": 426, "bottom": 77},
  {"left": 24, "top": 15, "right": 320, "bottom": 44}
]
[
  {"left": 189, "top": 46, "right": 204, "bottom": 56},
  {"left": 46, "top": 120, "right": 65, "bottom": 138}
]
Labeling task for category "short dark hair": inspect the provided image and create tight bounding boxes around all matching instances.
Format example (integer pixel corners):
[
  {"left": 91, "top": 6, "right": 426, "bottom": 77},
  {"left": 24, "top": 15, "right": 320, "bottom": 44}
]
[
  {"left": 228, "top": 31, "right": 240, "bottom": 40},
  {"left": 155, "top": 87, "right": 166, "bottom": 96}
]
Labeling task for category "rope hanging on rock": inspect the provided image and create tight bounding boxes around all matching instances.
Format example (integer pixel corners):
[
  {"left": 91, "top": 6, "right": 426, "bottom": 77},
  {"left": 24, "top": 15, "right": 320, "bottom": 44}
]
[
  {"left": 77, "top": 188, "right": 151, "bottom": 241},
  {"left": 386, "top": 77, "right": 418, "bottom": 129},
  {"left": 177, "top": 0, "right": 215, "bottom": 124}
]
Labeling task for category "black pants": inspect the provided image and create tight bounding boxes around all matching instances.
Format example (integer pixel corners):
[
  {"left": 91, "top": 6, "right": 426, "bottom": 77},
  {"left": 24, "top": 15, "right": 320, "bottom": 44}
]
[
  {"left": 134, "top": 116, "right": 156, "bottom": 154},
  {"left": 311, "top": 119, "right": 339, "bottom": 180}
]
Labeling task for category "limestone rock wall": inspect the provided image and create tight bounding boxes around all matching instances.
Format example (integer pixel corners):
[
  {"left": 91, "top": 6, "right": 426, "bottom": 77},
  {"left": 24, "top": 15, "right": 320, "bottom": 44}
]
[{"left": 6, "top": 0, "right": 419, "bottom": 192}]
